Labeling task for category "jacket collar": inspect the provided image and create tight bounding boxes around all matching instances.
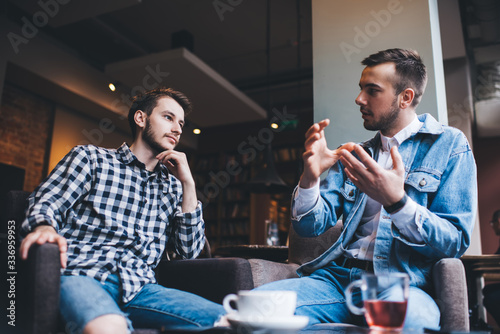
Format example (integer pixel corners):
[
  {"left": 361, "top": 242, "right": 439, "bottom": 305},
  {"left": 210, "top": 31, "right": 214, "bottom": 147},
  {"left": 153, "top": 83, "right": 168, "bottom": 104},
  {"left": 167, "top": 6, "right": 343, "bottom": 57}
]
[
  {"left": 361, "top": 113, "right": 444, "bottom": 156},
  {"left": 416, "top": 113, "right": 445, "bottom": 135}
]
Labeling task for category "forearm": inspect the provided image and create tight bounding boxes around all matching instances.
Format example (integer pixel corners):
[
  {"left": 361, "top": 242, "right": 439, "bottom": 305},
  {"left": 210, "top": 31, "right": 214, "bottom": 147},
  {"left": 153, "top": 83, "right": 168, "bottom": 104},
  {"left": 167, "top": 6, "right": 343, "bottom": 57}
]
[
  {"left": 180, "top": 179, "right": 198, "bottom": 213},
  {"left": 292, "top": 164, "right": 343, "bottom": 237},
  {"left": 409, "top": 204, "right": 475, "bottom": 258},
  {"left": 174, "top": 219, "right": 205, "bottom": 259},
  {"left": 389, "top": 197, "right": 423, "bottom": 243},
  {"left": 292, "top": 181, "right": 320, "bottom": 218},
  {"left": 173, "top": 199, "right": 206, "bottom": 258},
  {"left": 393, "top": 151, "right": 477, "bottom": 258}
]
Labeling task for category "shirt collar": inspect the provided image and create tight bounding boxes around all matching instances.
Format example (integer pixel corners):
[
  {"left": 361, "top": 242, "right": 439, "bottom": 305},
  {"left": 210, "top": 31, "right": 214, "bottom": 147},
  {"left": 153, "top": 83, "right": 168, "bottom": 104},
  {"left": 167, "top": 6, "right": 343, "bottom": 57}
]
[
  {"left": 117, "top": 142, "right": 137, "bottom": 165},
  {"left": 380, "top": 115, "right": 422, "bottom": 152},
  {"left": 117, "top": 143, "right": 169, "bottom": 179}
]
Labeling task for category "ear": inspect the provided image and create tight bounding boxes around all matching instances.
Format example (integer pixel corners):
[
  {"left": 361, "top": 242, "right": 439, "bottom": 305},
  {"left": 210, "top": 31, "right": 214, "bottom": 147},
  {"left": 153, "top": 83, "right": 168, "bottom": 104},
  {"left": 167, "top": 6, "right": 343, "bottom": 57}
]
[
  {"left": 399, "top": 88, "right": 415, "bottom": 109},
  {"left": 134, "top": 110, "right": 147, "bottom": 132}
]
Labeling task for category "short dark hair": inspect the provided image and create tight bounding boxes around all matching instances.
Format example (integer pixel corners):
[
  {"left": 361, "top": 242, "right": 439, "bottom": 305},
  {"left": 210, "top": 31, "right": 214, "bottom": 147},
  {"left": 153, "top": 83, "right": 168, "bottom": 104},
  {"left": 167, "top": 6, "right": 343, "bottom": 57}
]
[
  {"left": 128, "top": 87, "right": 192, "bottom": 138},
  {"left": 362, "top": 48, "right": 427, "bottom": 108}
]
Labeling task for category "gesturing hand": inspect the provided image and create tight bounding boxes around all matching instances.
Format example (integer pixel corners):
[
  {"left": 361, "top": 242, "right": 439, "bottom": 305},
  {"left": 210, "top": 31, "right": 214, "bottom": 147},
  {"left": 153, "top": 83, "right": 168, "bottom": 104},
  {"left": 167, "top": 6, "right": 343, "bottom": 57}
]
[
  {"left": 339, "top": 145, "right": 406, "bottom": 206},
  {"left": 300, "top": 119, "right": 356, "bottom": 189}
]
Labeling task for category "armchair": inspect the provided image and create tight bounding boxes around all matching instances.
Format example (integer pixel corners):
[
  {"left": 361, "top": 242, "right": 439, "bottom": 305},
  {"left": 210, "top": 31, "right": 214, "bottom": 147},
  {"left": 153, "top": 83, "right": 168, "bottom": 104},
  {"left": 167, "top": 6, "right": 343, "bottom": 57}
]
[
  {"left": 5, "top": 191, "right": 253, "bottom": 334},
  {"left": 246, "top": 224, "right": 470, "bottom": 332}
]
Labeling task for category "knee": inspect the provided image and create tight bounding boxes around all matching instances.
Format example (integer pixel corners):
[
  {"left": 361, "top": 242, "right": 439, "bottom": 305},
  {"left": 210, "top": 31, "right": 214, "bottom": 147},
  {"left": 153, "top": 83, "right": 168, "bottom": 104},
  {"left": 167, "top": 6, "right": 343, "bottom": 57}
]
[
  {"left": 83, "top": 314, "right": 129, "bottom": 334},
  {"left": 404, "top": 288, "right": 440, "bottom": 331}
]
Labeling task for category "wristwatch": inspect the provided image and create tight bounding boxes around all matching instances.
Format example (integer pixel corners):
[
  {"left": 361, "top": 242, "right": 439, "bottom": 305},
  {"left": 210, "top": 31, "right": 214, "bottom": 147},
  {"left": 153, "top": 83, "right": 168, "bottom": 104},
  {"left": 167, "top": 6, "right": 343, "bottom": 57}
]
[{"left": 384, "top": 193, "right": 408, "bottom": 213}]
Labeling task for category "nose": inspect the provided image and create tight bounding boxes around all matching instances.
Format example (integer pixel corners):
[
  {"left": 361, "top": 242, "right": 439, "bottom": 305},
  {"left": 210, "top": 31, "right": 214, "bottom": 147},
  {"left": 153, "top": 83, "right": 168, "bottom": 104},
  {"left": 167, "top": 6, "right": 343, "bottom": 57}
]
[
  {"left": 172, "top": 122, "right": 182, "bottom": 135},
  {"left": 355, "top": 91, "right": 365, "bottom": 106}
]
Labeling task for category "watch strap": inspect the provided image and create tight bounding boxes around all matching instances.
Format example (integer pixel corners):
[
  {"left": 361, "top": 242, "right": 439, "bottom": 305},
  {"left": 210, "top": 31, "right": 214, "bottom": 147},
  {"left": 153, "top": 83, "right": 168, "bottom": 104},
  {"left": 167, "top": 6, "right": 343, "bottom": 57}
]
[{"left": 384, "top": 193, "right": 408, "bottom": 214}]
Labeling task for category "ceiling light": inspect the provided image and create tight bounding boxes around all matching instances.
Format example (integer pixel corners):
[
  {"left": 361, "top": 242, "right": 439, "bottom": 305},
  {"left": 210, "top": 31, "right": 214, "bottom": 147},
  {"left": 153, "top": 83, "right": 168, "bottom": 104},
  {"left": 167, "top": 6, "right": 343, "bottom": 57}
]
[
  {"left": 193, "top": 128, "right": 201, "bottom": 135},
  {"left": 271, "top": 122, "right": 279, "bottom": 129},
  {"left": 108, "top": 83, "right": 116, "bottom": 91}
]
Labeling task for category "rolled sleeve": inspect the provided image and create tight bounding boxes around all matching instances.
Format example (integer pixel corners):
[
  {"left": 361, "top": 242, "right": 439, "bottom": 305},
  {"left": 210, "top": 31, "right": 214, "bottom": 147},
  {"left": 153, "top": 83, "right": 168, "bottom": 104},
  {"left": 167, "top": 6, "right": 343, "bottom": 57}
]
[
  {"left": 173, "top": 200, "right": 205, "bottom": 259},
  {"left": 390, "top": 196, "right": 424, "bottom": 244},
  {"left": 292, "top": 181, "right": 320, "bottom": 220}
]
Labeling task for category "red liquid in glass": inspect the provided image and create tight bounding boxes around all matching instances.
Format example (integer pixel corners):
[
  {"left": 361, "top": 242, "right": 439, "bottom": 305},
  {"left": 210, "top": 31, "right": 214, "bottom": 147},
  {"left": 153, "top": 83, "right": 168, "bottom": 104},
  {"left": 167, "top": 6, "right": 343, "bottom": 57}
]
[{"left": 364, "top": 300, "right": 408, "bottom": 330}]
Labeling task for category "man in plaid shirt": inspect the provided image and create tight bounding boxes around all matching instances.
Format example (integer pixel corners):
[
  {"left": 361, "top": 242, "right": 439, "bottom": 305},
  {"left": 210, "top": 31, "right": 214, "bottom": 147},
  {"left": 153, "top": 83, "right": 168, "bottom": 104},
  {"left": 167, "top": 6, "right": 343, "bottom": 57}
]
[{"left": 20, "top": 88, "right": 225, "bottom": 333}]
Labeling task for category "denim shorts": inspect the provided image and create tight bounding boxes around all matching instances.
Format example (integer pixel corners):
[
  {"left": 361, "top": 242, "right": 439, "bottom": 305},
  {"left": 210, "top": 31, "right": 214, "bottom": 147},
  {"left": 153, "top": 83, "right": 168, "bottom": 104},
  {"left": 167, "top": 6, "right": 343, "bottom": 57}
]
[
  {"left": 60, "top": 274, "right": 133, "bottom": 334},
  {"left": 60, "top": 274, "right": 225, "bottom": 333}
]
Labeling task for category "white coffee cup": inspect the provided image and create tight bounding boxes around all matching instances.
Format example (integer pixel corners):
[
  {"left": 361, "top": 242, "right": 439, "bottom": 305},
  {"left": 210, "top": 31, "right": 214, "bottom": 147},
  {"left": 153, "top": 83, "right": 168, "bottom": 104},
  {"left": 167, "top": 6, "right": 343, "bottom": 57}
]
[{"left": 223, "top": 290, "right": 297, "bottom": 320}]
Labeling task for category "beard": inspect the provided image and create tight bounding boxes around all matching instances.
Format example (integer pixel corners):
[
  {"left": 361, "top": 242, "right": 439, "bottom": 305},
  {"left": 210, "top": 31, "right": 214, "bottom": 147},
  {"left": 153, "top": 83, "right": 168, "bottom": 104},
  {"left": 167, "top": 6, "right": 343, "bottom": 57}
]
[
  {"left": 363, "top": 97, "right": 400, "bottom": 133},
  {"left": 142, "top": 118, "right": 170, "bottom": 155}
]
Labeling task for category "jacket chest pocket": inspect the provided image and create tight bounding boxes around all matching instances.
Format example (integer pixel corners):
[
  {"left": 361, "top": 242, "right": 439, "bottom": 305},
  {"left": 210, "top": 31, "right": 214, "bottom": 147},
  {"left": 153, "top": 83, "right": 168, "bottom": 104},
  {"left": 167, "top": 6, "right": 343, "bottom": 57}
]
[
  {"left": 341, "top": 180, "right": 358, "bottom": 202},
  {"left": 405, "top": 171, "right": 441, "bottom": 192},
  {"left": 405, "top": 171, "right": 441, "bottom": 206}
]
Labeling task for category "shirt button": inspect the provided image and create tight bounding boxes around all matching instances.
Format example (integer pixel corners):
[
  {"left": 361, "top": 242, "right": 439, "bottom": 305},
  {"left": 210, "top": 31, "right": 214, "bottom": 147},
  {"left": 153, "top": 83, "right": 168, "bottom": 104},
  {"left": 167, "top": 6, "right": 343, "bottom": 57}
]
[
  {"left": 349, "top": 190, "right": 354, "bottom": 197},
  {"left": 419, "top": 179, "right": 427, "bottom": 187}
]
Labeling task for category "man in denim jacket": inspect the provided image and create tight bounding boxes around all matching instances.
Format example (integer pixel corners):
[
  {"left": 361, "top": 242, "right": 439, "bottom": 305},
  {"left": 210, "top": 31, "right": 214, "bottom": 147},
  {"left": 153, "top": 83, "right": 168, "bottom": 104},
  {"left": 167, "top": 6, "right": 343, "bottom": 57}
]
[{"left": 257, "top": 49, "right": 477, "bottom": 330}]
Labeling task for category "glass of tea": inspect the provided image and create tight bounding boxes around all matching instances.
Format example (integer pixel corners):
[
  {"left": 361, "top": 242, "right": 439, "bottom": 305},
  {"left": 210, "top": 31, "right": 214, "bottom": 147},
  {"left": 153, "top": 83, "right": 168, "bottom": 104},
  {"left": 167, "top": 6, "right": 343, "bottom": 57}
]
[{"left": 345, "top": 273, "right": 409, "bottom": 331}]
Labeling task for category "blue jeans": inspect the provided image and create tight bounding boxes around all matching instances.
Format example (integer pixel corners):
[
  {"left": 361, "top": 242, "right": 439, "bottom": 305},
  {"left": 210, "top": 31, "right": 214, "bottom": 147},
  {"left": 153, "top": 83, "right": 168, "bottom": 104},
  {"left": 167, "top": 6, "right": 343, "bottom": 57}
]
[
  {"left": 60, "top": 274, "right": 225, "bottom": 333},
  {"left": 255, "top": 263, "right": 440, "bottom": 331}
]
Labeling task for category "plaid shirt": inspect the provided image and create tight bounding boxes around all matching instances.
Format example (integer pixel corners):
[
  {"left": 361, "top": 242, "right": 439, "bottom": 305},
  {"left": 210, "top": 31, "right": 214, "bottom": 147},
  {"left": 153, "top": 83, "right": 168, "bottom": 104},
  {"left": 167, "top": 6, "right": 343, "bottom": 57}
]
[{"left": 21, "top": 143, "right": 205, "bottom": 303}]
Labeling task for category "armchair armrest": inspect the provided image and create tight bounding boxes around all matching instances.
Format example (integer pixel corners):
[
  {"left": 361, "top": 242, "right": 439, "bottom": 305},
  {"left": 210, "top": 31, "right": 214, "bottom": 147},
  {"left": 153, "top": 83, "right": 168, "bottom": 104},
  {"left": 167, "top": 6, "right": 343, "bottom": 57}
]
[
  {"left": 18, "top": 243, "right": 61, "bottom": 334},
  {"left": 432, "top": 258, "right": 469, "bottom": 332},
  {"left": 248, "top": 259, "right": 299, "bottom": 288},
  {"left": 156, "top": 257, "right": 254, "bottom": 304}
]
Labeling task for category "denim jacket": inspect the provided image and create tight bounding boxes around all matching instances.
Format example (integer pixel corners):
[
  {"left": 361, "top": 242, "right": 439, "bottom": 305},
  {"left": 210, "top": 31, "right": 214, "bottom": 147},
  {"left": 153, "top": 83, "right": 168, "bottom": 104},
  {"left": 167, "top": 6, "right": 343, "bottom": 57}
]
[{"left": 291, "top": 113, "right": 477, "bottom": 290}]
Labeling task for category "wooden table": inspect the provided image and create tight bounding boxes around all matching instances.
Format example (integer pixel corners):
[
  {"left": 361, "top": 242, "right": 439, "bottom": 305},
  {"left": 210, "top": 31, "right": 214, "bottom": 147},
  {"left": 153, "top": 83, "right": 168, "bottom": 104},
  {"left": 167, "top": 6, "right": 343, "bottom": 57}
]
[{"left": 461, "top": 255, "right": 500, "bottom": 327}]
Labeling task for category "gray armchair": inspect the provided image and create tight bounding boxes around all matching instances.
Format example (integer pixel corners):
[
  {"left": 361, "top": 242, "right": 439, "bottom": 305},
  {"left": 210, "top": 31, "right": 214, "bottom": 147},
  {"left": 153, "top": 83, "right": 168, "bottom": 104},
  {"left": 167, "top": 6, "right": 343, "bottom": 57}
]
[{"left": 5, "top": 191, "right": 253, "bottom": 334}]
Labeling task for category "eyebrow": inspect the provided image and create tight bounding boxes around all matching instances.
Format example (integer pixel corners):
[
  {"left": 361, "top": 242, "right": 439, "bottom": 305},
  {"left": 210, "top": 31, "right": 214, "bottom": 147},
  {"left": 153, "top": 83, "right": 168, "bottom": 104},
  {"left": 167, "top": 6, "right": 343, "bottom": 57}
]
[{"left": 359, "top": 83, "right": 382, "bottom": 89}]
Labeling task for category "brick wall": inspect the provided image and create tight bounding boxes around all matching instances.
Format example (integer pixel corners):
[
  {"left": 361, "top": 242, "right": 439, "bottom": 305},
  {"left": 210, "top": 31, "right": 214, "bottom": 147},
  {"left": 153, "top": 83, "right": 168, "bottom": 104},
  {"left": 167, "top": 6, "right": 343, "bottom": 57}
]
[{"left": 0, "top": 83, "right": 54, "bottom": 192}]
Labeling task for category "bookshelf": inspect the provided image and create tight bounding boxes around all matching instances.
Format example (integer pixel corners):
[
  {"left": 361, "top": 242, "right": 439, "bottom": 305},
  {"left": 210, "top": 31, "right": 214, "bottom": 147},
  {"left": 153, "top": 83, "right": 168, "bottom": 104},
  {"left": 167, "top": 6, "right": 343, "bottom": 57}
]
[
  {"left": 189, "top": 143, "right": 304, "bottom": 250},
  {"left": 188, "top": 113, "right": 311, "bottom": 251}
]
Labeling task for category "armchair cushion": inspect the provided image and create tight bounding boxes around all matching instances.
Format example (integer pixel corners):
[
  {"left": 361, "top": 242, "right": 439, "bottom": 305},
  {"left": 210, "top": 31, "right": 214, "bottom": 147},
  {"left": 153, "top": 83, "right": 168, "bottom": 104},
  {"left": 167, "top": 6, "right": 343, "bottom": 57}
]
[
  {"left": 248, "top": 259, "right": 299, "bottom": 287},
  {"left": 288, "top": 223, "right": 343, "bottom": 265}
]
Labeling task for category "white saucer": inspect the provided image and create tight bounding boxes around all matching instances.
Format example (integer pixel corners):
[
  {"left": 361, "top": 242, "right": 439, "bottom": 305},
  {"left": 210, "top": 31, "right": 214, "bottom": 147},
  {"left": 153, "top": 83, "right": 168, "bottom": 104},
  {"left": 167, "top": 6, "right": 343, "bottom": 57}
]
[{"left": 226, "top": 313, "right": 309, "bottom": 331}]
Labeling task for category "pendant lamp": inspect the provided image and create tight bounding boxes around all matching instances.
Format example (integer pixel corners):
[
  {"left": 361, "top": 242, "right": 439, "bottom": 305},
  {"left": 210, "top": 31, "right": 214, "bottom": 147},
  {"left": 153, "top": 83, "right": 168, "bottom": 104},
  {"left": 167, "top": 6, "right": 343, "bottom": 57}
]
[{"left": 248, "top": 0, "right": 290, "bottom": 194}]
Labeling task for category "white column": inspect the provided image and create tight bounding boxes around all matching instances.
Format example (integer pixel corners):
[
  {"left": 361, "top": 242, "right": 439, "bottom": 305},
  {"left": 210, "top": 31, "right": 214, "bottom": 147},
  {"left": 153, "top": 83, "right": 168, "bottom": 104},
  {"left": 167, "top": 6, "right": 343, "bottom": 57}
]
[
  {"left": 312, "top": 0, "right": 482, "bottom": 255},
  {"left": 312, "top": 0, "right": 447, "bottom": 146}
]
